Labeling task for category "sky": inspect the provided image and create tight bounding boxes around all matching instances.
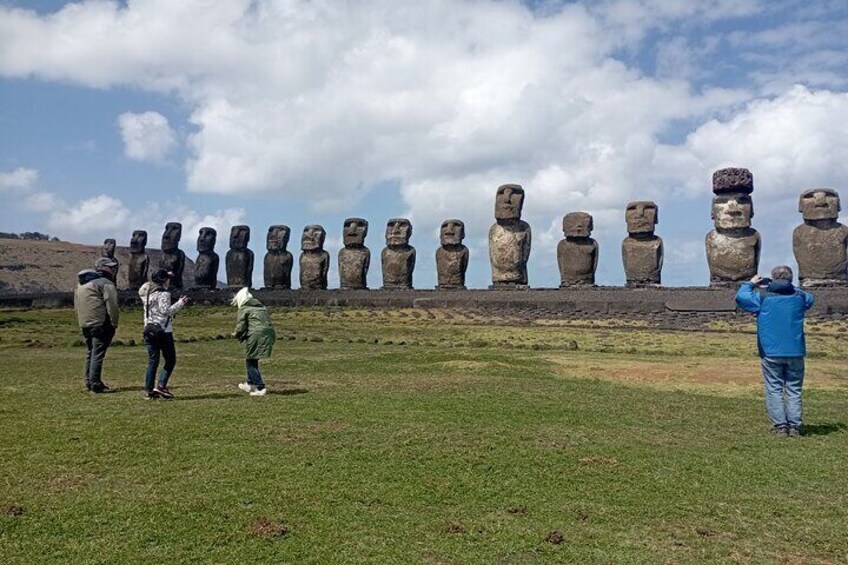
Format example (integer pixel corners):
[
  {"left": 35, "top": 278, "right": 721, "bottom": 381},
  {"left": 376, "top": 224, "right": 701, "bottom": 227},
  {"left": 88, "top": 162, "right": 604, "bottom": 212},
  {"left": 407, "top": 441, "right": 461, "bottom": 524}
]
[{"left": 1, "top": 0, "right": 847, "bottom": 289}]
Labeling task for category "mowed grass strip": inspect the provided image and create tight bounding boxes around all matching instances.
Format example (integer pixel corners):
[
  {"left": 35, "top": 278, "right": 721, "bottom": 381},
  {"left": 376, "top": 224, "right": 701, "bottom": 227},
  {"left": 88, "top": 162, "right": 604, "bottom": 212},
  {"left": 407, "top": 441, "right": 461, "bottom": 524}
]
[{"left": 0, "top": 307, "right": 847, "bottom": 563}]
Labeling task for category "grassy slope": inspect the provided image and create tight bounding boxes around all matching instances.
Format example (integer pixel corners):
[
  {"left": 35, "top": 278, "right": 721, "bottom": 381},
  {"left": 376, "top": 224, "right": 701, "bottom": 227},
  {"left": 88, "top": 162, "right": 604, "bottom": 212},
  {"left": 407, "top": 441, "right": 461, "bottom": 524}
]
[{"left": 0, "top": 308, "right": 847, "bottom": 564}]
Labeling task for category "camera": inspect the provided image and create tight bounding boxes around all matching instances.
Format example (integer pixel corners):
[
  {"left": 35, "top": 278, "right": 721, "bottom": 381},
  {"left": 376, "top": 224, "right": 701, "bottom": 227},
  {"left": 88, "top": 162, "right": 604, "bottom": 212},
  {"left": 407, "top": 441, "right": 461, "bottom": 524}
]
[{"left": 757, "top": 277, "right": 772, "bottom": 287}]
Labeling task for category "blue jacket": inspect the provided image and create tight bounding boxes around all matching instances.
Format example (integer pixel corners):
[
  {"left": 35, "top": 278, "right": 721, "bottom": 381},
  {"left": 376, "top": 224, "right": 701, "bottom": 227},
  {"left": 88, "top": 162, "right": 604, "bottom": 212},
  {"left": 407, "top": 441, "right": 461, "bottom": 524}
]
[{"left": 735, "top": 280, "right": 814, "bottom": 357}]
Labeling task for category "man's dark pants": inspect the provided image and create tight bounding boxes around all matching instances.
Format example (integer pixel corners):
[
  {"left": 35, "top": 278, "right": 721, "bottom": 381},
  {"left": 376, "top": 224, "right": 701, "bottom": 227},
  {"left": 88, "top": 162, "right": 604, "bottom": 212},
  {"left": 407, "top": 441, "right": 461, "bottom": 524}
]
[{"left": 82, "top": 323, "right": 115, "bottom": 391}]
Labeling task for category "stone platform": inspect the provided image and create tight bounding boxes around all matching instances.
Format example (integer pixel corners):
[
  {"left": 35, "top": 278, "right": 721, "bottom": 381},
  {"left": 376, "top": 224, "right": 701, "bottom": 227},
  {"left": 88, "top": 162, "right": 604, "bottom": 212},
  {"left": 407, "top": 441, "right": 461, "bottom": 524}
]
[{"left": 2, "top": 287, "right": 846, "bottom": 324}]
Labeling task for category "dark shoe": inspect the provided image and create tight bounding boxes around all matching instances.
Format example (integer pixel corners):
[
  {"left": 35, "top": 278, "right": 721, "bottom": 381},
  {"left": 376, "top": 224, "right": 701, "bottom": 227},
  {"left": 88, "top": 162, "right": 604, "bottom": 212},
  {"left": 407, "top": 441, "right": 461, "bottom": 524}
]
[
  {"left": 90, "top": 383, "right": 114, "bottom": 394},
  {"left": 788, "top": 427, "right": 802, "bottom": 438},
  {"left": 153, "top": 385, "right": 174, "bottom": 399},
  {"left": 770, "top": 425, "right": 789, "bottom": 438},
  {"left": 85, "top": 382, "right": 92, "bottom": 392},
  {"left": 144, "top": 390, "right": 159, "bottom": 400}
]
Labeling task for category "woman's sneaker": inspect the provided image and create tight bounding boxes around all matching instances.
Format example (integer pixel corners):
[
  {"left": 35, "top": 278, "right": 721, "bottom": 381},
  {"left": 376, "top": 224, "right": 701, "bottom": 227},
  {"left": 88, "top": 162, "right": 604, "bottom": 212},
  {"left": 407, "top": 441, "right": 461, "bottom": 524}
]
[
  {"left": 143, "top": 390, "right": 158, "bottom": 400},
  {"left": 153, "top": 385, "right": 174, "bottom": 399},
  {"left": 238, "top": 383, "right": 254, "bottom": 393},
  {"left": 250, "top": 387, "right": 268, "bottom": 397}
]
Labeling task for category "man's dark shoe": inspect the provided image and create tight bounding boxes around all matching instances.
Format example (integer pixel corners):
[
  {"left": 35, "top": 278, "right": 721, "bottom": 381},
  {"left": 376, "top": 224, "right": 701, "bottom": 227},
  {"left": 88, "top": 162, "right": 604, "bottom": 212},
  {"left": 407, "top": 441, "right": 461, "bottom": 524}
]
[
  {"left": 153, "top": 385, "right": 174, "bottom": 399},
  {"left": 788, "top": 427, "right": 802, "bottom": 438},
  {"left": 85, "top": 382, "right": 92, "bottom": 392},
  {"left": 143, "top": 390, "right": 159, "bottom": 400},
  {"left": 770, "top": 425, "right": 789, "bottom": 438},
  {"left": 90, "top": 383, "right": 114, "bottom": 394}
]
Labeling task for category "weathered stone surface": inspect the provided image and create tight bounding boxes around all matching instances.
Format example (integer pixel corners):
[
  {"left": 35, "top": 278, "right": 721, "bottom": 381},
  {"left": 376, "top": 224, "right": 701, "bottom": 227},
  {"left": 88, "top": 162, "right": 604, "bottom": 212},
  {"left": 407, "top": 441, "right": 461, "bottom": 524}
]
[
  {"left": 300, "top": 225, "right": 329, "bottom": 290},
  {"left": 194, "top": 227, "right": 219, "bottom": 289},
  {"left": 558, "top": 212, "right": 598, "bottom": 287},
  {"left": 264, "top": 225, "right": 293, "bottom": 289},
  {"left": 436, "top": 219, "right": 468, "bottom": 289},
  {"left": 100, "top": 239, "right": 118, "bottom": 283},
  {"left": 382, "top": 218, "right": 415, "bottom": 289},
  {"left": 338, "top": 218, "right": 370, "bottom": 290},
  {"left": 793, "top": 188, "right": 848, "bottom": 286},
  {"left": 159, "top": 222, "right": 186, "bottom": 289},
  {"left": 622, "top": 201, "right": 663, "bottom": 287},
  {"left": 226, "top": 225, "right": 254, "bottom": 289},
  {"left": 127, "top": 230, "right": 149, "bottom": 290},
  {"left": 712, "top": 167, "right": 753, "bottom": 194},
  {"left": 489, "top": 184, "right": 531, "bottom": 288},
  {"left": 706, "top": 169, "right": 760, "bottom": 286}
]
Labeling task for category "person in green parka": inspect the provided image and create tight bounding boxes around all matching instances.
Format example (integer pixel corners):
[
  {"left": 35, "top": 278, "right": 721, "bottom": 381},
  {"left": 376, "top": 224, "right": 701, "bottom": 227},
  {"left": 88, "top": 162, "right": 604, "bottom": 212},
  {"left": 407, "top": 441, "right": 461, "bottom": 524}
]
[{"left": 231, "top": 287, "right": 276, "bottom": 396}]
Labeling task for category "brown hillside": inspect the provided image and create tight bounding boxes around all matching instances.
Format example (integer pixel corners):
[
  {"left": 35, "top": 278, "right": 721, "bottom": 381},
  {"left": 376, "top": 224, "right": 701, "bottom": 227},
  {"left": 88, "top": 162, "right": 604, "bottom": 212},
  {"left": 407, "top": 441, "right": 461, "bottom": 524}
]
[{"left": 0, "top": 239, "right": 198, "bottom": 294}]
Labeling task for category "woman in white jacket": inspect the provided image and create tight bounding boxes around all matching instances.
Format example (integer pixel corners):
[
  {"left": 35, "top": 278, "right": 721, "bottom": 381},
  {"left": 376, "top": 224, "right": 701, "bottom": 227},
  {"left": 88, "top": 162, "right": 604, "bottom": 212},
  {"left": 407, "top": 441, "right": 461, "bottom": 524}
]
[{"left": 139, "top": 269, "right": 190, "bottom": 399}]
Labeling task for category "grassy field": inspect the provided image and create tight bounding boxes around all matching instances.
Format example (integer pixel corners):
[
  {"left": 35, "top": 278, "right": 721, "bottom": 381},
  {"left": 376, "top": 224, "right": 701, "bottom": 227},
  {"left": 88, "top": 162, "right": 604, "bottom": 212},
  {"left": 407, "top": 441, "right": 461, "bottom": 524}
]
[{"left": 1, "top": 306, "right": 847, "bottom": 564}]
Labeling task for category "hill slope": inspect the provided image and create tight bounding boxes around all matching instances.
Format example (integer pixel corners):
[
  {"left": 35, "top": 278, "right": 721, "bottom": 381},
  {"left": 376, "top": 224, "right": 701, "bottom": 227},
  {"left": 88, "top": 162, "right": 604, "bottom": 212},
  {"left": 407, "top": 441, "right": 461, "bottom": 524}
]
[{"left": 0, "top": 239, "right": 199, "bottom": 294}]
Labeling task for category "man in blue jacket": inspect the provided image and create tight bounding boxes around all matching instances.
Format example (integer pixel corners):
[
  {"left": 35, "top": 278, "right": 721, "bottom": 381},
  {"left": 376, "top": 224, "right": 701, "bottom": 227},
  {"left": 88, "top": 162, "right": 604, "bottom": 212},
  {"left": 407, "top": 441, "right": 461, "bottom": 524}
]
[{"left": 736, "top": 266, "right": 815, "bottom": 437}]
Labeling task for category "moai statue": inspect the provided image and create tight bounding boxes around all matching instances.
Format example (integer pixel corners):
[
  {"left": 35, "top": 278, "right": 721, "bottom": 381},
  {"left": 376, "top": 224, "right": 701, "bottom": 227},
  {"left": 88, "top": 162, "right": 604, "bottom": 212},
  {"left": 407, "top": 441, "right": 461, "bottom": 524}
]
[
  {"left": 436, "top": 219, "right": 469, "bottom": 290},
  {"left": 127, "top": 230, "right": 149, "bottom": 290},
  {"left": 793, "top": 188, "right": 848, "bottom": 286},
  {"left": 705, "top": 168, "right": 760, "bottom": 287},
  {"left": 338, "top": 218, "right": 370, "bottom": 290},
  {"left": 381, "top": 218, "right": 415, "bottom": 289},
  {"left": 159, "top": 222, "right": 186, "bottom": 289},
  {"left": 264, "top": 225, "right": 293, "bottom": 289},
  {"left": 299, "top": 225, "right": 330, "bottom": 290},
  {"left": 489, "top": 183, "right": 531, "bottom": 288},
  {"left": 194, "top": 227, "right": 219, "bottom": 289},
  {"left": 100, "top": 239, "right": 119, "bottom": 283},
  {"left": 622, "top": 201, "right": 663, "bottom": 287},
  {"left": 226, "top": 225, "right": 254, "bottom": 289},
  {"left": 557, "top": 212, "right": 598, "bottom": 287}
]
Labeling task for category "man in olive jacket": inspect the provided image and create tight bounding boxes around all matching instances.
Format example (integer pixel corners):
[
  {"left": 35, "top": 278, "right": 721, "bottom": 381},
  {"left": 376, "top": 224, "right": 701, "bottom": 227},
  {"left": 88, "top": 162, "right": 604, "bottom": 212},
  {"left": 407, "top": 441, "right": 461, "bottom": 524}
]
[{"left": 74, "top": 257, "right": 120, "bottom": 393}]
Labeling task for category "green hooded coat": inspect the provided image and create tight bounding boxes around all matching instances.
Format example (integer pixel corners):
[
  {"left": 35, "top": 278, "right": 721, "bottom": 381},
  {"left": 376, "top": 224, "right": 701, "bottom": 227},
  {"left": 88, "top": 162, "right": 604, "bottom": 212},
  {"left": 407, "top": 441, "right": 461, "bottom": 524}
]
[{"left": 234, "top": 298, "right": 276, "bottom": 359}]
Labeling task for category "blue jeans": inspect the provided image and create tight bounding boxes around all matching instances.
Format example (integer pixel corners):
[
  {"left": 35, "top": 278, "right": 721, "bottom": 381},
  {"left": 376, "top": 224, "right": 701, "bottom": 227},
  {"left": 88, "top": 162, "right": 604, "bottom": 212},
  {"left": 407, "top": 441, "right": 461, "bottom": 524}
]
[
  {"left": 246, "top": 359, "right": 265, "bottom": 390},
  {"left": 145, "top": 332, "right": 176, "bottom": 391},
  {"left": 760, "top": 356, "right": 804, "bottom": 429}
]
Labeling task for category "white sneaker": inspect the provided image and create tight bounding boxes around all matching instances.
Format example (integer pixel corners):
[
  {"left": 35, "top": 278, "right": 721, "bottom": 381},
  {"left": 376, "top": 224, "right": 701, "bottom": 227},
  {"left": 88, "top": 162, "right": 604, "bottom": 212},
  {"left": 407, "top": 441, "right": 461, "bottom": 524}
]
[
  {"left": 250, "top": 387, "right": 268, "bottom": 397},
  {"left": 238, "top": 383, "right": 254, "bottom": 393}
]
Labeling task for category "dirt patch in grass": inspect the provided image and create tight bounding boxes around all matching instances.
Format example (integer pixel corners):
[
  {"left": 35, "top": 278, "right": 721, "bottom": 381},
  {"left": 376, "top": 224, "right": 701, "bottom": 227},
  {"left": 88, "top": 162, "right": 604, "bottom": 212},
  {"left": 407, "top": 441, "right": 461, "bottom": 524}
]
[
  {"left": 545, "top": 356, "right": 848, "bottom": 393},
  {"left": 48, "top": 473, "right": 96, "bottom": 492},
  {"left": 5, "top": 504, "right": 24, "bottom": 517},
  {"left": 250, "top": 517, "right": 289, "bottom": 538},
  {"left": 443, "top": 522, "right": 465, "bottom": 534},
  {"left": 545, "top": 530, "right": 564, "bottom": 544},
  {"left": 578, "top": 456, "right": 619, "bottom": 466}
]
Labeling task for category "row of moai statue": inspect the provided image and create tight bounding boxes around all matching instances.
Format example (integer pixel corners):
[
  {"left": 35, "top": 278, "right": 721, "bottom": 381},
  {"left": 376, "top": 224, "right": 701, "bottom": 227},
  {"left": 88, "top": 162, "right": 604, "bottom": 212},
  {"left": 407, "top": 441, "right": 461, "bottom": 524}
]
[{"left": 112, "top": 168, "right": 847, "bottom": 291}]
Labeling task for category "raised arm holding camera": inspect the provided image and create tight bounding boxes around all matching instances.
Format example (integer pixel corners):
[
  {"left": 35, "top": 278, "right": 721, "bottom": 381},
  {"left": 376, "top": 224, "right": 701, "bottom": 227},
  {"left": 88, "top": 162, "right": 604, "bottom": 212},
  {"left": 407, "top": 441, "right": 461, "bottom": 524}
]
[{"left": 736, "top": 266, "right": 815, "bottom": 437}]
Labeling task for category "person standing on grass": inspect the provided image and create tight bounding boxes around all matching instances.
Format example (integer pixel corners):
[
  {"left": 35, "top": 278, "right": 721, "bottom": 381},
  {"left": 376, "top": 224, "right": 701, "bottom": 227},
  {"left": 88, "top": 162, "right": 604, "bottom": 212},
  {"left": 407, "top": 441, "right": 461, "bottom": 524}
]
[
  {"left": 736, "top": 265, "right": 815, "bottom": 438},
  {"left": 231, "top": 287, "right": 276, "bottom": 396},
  {"left": 74, "top": 257, "right": 120, "bottom": 394},
  {"left": 139, "top": 269, "right": 191, "bottom": 399}
]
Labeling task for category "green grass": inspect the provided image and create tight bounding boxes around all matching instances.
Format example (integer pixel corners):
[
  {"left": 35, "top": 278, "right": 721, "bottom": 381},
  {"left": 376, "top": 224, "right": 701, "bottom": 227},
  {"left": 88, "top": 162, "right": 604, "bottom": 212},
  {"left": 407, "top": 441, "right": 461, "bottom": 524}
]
[{"left": 1, "top": 307, "right": 847, "bottom": 563}]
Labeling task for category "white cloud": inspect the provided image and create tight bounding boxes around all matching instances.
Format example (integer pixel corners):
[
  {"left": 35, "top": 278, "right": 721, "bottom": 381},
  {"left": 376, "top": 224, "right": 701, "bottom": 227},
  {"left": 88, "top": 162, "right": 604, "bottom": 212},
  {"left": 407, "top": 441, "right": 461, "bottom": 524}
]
[
  {"left": 48, "top": 194, "right": 131, "bottom": 235},
  {"left": 0, "top": 166, "right": 38, "bottom": 191},
  {"left": 117, "top": 111, "right": 178, "bottom": 163},
  {"left": 23, "top": 191, "right": 63, "bottom": 212}
]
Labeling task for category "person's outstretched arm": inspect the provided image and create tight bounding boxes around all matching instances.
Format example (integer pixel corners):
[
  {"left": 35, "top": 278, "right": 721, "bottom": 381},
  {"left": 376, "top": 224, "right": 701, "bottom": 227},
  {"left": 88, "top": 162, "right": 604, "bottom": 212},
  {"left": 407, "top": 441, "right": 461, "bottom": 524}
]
[{"left": 735, "top": 276, "right": 763, "bottom": 314}]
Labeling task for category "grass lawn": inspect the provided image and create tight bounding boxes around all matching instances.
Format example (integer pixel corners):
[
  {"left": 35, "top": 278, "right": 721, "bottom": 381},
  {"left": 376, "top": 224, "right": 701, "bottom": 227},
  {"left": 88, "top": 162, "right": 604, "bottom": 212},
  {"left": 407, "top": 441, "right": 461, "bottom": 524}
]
[{"left": 1, "top": 307, "right": 847, "bottom": 563}]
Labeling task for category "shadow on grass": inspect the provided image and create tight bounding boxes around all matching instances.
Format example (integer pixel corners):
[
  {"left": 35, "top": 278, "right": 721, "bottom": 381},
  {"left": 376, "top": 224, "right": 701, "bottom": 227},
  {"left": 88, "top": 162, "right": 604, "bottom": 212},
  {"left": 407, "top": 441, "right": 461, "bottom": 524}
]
[
  {"left": 269, "top": 388, "right": 309, "bottom": 396},
  {"left": 803, "top": 422, "right": 846, "bottom": 436}
]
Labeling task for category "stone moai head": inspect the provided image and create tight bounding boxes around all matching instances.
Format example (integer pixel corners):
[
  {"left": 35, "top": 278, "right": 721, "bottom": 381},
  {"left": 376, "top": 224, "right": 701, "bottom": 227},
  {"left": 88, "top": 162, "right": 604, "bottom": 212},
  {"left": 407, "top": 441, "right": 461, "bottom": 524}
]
[
  {"left": 130, "top": 230, "right": 147, "bottom": 253},
  {"left": 799, "top": 188, "right": 840, "bottom": 221},
  {"left": 101, "top": 238, "right": 116, "bottom": 257},
  {"left": 563, "top": 212, "right": 593, "bottom": 238},
  {"left": 711, "top": 167, "right": 754, "bottom": 230},
  {"left": 301, "top": 224, "right": 326, "bottom": 251},
  {"left": 343, "top": 218, "right": 368, "bottom": 248},
  {"left": 494, "top": 183, "right": 525, "bottom": 221},
  {"left": 229, "top": 225, "right": 250, "bottom": 250},
  {"left": 386, "top": 218, "right": 412, "bottom": 247},
  {"left": 625, "top": 201, "right": 658, "bottom": 235},
  {"left": 266, "top": 225, "right": 291, "bottom": 252},
  {"left": 197, "top": 227, "right": 217, "bottom": 253},
  {"left": 161, "top": 222, "right": 183, "bottom": 252},
  {"left": 440, "top": 219, "right": 465, "bottom": 247}
]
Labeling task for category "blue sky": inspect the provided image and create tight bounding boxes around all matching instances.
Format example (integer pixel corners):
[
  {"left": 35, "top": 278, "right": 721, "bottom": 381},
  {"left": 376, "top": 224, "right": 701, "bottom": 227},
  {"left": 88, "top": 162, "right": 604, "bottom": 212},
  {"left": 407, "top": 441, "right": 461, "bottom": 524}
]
[{"left": 2, "top": 0, "right": 847, "bottom": 288}]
